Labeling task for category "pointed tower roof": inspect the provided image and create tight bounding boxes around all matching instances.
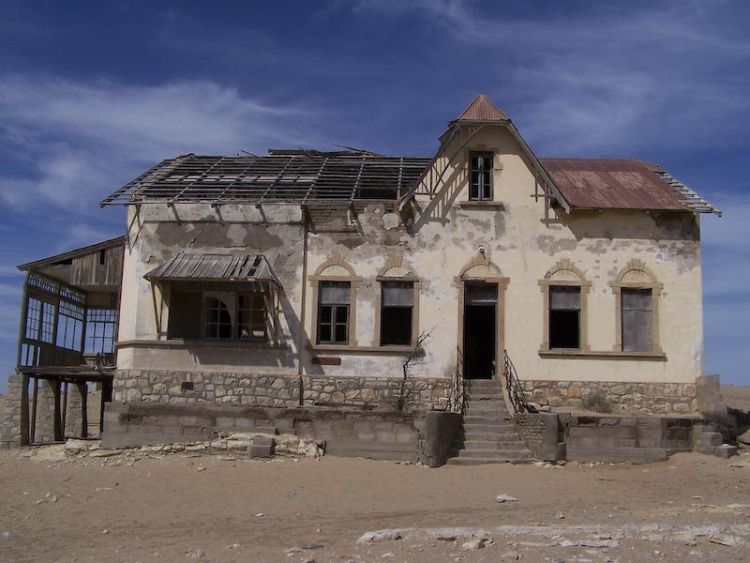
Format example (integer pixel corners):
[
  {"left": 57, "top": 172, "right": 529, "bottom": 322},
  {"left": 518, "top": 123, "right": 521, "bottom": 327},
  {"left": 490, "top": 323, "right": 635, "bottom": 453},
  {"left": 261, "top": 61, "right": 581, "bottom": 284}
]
[{"left": 455, "top": 94, "right": 509, "bottom": 122}]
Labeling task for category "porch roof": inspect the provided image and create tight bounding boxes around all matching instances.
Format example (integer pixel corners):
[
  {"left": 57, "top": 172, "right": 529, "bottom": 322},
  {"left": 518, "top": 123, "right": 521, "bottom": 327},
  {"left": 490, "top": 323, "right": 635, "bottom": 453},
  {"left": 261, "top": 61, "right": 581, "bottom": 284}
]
[{"left": 144, "top": 253, "right": 282, "bottom": 287}]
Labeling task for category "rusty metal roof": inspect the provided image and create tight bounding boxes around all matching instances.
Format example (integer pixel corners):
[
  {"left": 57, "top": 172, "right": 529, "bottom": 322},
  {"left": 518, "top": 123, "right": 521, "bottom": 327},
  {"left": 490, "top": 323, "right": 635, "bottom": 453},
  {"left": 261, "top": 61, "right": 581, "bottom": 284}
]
[
  {"left": 144, "top": 253, "right": 282, "bottom": 287},
  {"left": 454, "top": 94, "right": 509, "bottom": 122},
  {"left": 540, "top": 159, "right": 720, "bottom": 215}
]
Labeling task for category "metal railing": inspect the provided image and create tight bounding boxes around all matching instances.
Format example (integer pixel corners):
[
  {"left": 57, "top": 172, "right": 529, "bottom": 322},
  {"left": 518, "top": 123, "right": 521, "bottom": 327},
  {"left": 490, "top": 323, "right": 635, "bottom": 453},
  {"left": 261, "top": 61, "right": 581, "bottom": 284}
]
[
  {"left": 503, "top": 350, "right": 534, "bottom": 414},
  {"left": 449, "top": 346, "right": 466, "bottom": 414}
]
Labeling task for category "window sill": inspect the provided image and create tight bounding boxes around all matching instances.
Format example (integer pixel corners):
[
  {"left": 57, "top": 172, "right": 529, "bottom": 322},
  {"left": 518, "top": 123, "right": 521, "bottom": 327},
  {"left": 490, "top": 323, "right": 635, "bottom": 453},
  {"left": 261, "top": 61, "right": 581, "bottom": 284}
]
[
  {"left": 538, "top": 349, "right": 667, "bottom": 360},
  {"left": 117, "top": 339, "right": 291, "bottom": 351},
  {"left": 309, "top": 344, "right": 418, "bottom": 355},
  {"left": 459, "top": 201, "right": 505, "bottom": 210}
]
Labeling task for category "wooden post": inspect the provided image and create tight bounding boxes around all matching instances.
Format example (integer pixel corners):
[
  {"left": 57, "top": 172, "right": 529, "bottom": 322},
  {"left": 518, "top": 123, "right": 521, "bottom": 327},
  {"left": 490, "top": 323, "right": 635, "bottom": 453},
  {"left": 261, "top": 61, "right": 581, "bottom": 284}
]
[
  {"left": 79, "top": 383, "right": 88, "bottom": 439},
  {"left": 19, "top": 374, "right": 30, "bottom": 446},
  {"left": 52, "top": 380, "right": 62, "bottom": 442},
  {"left": 61, "top": 381, "right": 68, "bottom": 439},
  {"left": 30, "top": 377, "right": 38, "bottom": 444}
]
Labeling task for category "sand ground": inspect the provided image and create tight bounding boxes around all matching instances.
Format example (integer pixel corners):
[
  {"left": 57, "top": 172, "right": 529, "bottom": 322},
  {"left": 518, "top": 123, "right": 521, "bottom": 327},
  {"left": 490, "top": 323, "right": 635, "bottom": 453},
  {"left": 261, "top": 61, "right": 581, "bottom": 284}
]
[{"left": 1, "top": 447, "right": 749, "bottom": 563}]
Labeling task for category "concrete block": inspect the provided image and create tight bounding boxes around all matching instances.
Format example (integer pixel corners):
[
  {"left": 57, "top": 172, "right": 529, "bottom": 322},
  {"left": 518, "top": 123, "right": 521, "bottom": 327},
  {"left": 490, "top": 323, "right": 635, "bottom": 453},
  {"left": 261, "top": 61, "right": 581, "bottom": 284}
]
[{"left": 714, "top": 444, "right": 738, "bottom": 459}]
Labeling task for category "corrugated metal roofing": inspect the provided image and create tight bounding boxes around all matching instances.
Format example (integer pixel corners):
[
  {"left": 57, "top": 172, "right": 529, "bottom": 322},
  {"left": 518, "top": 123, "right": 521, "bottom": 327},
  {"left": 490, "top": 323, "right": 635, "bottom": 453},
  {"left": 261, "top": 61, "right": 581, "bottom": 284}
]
[
  {"left": 455, "top": 94, "right": 510, "bottom": 122},
  {"left": 144, "top": 253, "right": 282, "bottom": 287},
  {"left": 540, "top": 158, "right": 719, "bottom": 214}
]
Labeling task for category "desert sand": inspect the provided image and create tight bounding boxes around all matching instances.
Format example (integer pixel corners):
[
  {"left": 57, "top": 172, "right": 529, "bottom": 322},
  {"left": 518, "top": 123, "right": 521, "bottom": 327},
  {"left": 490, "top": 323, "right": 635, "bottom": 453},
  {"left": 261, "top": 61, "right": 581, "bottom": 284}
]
[{"left": 1, "top": 446, "right": 749, "bottom": 562}]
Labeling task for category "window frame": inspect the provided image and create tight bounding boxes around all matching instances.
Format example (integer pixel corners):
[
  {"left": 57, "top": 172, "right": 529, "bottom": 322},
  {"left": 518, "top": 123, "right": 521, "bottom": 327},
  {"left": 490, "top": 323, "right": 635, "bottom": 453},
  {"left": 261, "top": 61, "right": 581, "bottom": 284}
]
[
  {"left": 316, "top": 282, "right": 352, "bottom": 345},
  {"left": 309, "top": 255, "right": 361, "bottom": 349},
  {"left": 548, "top": 285, "right": 582, "bottom": 350},
  {"left": 469, "top": 151, "right": 494, "bottom": 201},
  {"left": 376, "top": 277, "right": 421, "bottom": 348},
  {"left": 538, "top": 260, "right": 591, "bottom": 353},
  {"left": 164, "top": 284, "right": 274, "bottom": 344},
  {"left": 611, "top": 260, "right": 662, "bottom": 354}
]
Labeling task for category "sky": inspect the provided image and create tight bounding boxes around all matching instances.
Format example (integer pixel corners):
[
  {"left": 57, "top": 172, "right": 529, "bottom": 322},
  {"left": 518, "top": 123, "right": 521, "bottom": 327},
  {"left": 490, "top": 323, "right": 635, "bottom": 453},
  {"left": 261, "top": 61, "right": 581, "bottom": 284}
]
[{"left": 0, "top": 0, "right": 748, "bottom": 392}]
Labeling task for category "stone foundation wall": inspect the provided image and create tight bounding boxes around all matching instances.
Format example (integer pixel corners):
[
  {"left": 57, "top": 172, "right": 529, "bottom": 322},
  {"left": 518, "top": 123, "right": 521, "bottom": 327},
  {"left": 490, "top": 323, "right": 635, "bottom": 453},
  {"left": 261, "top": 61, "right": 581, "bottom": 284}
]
[
  {"left": 114, "top": 370, "right": 452, "bottom": 412},
  {"left": 1, "top": 375, "right": 25, "bottom": 448},
  {"left": 103, "top": 402, "right": 461, "bottom": 466},
  {"left": 521, "top": 380, "right": 696, "bottom": 414}
]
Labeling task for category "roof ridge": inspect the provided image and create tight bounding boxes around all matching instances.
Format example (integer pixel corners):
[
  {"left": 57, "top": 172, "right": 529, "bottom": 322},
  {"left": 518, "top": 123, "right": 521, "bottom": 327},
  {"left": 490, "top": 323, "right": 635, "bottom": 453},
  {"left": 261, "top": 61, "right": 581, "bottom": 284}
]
[{"left": 455, "top": 94, "right": 509, "bottom": 122}]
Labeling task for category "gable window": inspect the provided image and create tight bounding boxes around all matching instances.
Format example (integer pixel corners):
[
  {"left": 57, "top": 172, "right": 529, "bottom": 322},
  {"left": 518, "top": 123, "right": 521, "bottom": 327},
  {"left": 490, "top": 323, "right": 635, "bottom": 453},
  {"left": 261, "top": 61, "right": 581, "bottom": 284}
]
[
  {"left": 549, "top": 286, "right": 581, "bottom": 349},
  {"left": 621, "top": 289, "right": 653, "bottom": 352},
  {"left": 380, "top": 281, "right": 414, "bottom": 346},
  {"left": 469, "top": 151, "right": 493, "bottom": 200},
  {"left": 317, "top": 281, "right": 350, "bottom": 344}
]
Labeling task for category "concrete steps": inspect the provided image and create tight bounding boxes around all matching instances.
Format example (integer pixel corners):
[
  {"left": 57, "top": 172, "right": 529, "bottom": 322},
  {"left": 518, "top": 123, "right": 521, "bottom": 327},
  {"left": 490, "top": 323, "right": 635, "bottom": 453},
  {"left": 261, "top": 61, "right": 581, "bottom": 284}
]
[{"left": 448, "top": 379, "right": 533, "bottom": 465}]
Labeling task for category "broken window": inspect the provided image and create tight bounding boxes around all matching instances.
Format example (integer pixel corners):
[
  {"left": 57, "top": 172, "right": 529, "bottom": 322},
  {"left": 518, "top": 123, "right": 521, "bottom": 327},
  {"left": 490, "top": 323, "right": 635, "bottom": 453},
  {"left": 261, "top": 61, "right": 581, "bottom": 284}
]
[
  {"left": 549, "top": 286, "right": 580, "bottom": 349},
  {"left": 317, "top": 281, "right": 350, "bottom": 344},
  {"left": 56, "top": 300, "right": 84, "bottom": 351},
  {"left": 168, "top": 289, "right": 270, "bottom": 342},
  {"left": 85, "top": 308, "right": 117, "bottom": 355},
  {"left": 237, "top": 293, "right": 267, "bottom": 340},
  {"left": 203, "top": 295, "right": 233, "bottom": 339},
  {"left": 621, "top": 289, "right": 653, "bottom": 352},
  {"left": 380, "top": 281, "right": 414, "bottom": 346},
  {"left": 469, "top": 152, "right": 493, "bottom": 200}
]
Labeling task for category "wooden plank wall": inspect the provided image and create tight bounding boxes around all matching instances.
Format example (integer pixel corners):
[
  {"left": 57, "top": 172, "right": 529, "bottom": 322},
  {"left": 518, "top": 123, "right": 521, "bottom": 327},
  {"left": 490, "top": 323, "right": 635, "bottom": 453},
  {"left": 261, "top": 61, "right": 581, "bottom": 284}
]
[{"left": 70, "top": 245, "right": 123, "bottom": 288}]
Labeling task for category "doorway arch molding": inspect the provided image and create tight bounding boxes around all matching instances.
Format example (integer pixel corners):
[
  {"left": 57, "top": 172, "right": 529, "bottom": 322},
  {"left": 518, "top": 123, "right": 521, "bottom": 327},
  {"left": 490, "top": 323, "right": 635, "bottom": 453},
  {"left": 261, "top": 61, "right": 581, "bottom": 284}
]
[{"left": 454, "top": 252, "right": 509, "bottom": 379}]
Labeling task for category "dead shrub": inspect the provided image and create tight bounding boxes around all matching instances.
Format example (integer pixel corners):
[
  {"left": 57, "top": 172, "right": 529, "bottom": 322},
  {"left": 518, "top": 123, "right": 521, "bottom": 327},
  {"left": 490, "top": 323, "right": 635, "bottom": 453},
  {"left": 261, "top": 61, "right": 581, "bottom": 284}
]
[{"left": 582, "top": 388, "right": 613, "bottom": 413}]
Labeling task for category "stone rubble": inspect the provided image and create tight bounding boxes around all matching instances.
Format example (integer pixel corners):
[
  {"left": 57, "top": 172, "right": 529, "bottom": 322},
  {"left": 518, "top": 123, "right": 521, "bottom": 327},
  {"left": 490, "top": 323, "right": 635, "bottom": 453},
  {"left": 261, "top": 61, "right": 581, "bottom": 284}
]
[{"left": 22, "top": 433, "right": 326, "bottom": 465}]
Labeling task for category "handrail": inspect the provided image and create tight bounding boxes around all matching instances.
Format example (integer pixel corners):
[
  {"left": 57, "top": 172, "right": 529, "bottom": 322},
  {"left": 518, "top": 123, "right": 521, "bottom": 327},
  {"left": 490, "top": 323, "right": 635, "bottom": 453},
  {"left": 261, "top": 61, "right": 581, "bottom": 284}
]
[
  {"left": 503, "top": 350, "right": 534, "bottom": 414},
  {"left": 449, "top": 346, "right": 466, "bottom": 414}
]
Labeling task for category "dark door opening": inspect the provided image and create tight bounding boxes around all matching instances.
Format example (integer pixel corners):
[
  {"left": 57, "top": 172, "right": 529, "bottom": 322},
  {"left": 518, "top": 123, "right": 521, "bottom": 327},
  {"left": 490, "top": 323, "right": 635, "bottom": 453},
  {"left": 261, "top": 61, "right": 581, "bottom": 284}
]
[{"left": 463, "top": 282, "right": 497, "bottom": 379}]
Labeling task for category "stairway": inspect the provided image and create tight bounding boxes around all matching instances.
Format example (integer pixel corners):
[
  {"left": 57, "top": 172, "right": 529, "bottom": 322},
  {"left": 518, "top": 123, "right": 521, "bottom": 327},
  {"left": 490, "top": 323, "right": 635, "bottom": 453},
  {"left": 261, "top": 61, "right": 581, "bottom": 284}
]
[{"left": 447, "top": 379, "right": 533, "bottom": 465}]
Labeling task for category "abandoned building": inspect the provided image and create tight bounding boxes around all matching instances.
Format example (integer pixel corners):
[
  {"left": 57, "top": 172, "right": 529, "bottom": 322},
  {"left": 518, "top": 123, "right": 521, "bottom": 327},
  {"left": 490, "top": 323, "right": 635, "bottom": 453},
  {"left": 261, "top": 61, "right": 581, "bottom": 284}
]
[{"left": 1, "top": 95, "right": 727, "bottom": 464}]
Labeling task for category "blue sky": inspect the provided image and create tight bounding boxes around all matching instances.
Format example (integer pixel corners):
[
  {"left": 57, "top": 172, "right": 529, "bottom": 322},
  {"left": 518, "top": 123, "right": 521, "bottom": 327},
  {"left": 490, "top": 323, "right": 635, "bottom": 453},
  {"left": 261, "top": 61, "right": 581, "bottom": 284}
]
[{"left": 0, "top": 0, "right": 748, "bottom": 392}]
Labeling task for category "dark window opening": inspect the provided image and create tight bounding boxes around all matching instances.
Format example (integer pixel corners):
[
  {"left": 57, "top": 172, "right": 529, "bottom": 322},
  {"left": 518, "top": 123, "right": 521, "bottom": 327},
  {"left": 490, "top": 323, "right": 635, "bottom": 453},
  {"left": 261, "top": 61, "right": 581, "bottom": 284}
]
[
  {"left": 622, "top": 288, "right": 653, "bottom": 352},
  {"left": 98, "top": 249, "right": 106, "bottom": 265},
  {"left": 237, "top": 293, "right": 267, "bottom": 341},
  {"left": 380, "top": 281, "right": 414, "bottom": 346},
  {"left": 181, "top": 381, "right": 194, "bottom": 391},
  {"left": 203, "top": 296, "right": 233, "bottom": 339},
  {"left": 469, "top": 152, "right": 493, "bottom": 200},
  {"left": 317, "top": 281, "right": 350, "bottom": 344},
  {"left": 549, "top": 286, "right": 580, "bottom": 349}
]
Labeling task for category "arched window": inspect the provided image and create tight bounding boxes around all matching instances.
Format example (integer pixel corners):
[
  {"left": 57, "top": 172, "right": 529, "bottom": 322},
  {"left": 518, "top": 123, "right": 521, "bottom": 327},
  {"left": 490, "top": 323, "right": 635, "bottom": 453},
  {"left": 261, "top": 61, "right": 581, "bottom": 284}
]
[
  {"left": 611, "top": 260, "right": 662, "bottom": 353},
  {"left": 375, "top": 255, "right": 421, "bottom": 347},
  {"left": 309, "top": 254, "right": 360, "bottom": 347},
  {"left": 539, "top": 259, "right": 591, "bottom": 351},
  {"left": 203, "top": 295, "right": 232, "bottom": 339}
]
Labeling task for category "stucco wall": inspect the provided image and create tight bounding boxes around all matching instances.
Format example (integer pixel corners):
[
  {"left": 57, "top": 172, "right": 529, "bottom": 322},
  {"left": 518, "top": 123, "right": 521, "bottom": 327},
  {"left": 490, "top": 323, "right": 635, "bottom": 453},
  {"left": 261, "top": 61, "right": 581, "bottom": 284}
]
[{"left": 115, "top": 124, "right": 704, "bottom": 411}]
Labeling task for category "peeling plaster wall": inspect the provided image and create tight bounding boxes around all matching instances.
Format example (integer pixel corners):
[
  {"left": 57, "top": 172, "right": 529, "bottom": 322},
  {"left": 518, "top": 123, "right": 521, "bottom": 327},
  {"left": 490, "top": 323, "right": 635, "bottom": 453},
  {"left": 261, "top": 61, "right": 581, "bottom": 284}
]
[
  {"left": 117, "top": 204, "right": 305, "bottom": 375},
  {"left": 115, "top": 124, "right": 704, "bottom": 411}
]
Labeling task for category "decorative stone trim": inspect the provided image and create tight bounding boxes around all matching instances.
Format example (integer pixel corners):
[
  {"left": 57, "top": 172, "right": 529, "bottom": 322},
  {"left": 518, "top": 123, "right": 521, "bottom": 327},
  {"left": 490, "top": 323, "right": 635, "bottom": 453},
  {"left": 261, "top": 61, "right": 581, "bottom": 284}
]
[
  {"left": 610, "top": 259, "right": 663, "bottom": 353},
  {"left": 454, "top": 251, "right": 509, "bottom": 375},
  {"left": 520, "top": 379, "right": 696, "bottom": 415},
  {"left": 538, "top": 259, "right": 592, "bottom": 352}
]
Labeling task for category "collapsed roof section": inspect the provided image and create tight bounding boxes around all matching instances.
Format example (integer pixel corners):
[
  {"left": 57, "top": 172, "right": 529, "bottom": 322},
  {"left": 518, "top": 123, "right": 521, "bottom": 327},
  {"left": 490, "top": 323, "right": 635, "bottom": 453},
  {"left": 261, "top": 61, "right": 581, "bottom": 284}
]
[
  {"left": 100, "top": 95, "right": 720, "bottom": 216},
  {"left": 100, "top": 153, "right": 431, "bottom": 207}
]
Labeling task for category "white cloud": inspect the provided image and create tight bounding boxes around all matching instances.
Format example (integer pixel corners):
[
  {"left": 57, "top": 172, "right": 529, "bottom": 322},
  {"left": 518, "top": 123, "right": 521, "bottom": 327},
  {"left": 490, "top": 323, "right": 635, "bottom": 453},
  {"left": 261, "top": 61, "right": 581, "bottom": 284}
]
[
  {"left": 0, "top": 76, "right": 328, "bottom": 210},
  {"left": 350, "top": 0, "right": 750, "bottom": 155}
]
